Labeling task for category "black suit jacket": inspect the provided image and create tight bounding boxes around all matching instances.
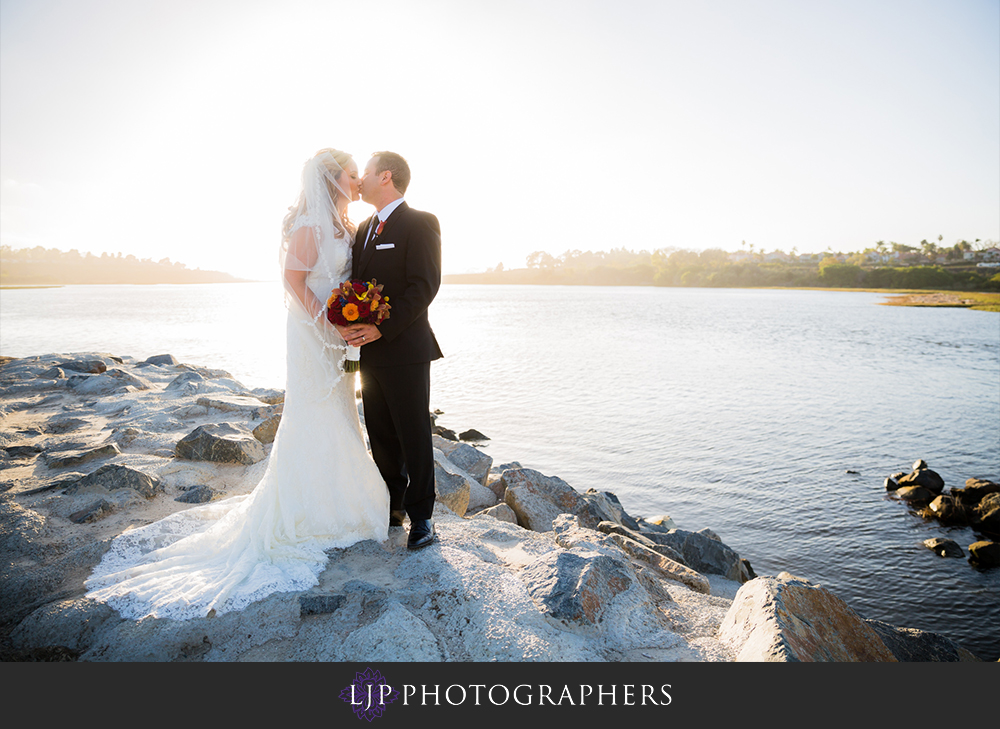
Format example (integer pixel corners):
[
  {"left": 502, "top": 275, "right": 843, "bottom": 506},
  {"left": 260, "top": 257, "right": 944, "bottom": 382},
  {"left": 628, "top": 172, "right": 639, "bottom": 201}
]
[{"left": 353, "top": 201, "right": 443, "bottom": 367}]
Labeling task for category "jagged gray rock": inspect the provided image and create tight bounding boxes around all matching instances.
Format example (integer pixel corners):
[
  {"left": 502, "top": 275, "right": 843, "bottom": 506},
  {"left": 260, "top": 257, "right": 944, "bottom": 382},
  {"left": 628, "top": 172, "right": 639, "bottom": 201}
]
[
  {"left": 175, "top": 423, "right": 266, "bottom": 465},
  {"left": 63, "top": 464, "right": 163, "bottom": 499},
  {"left": 432, "top": 435, "right": 492, "bottom": 486}
]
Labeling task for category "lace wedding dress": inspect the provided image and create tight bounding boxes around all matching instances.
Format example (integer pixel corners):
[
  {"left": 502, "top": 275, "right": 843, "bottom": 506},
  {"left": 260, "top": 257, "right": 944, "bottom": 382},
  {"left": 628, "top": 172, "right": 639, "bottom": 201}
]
[{"left": 86, "top": 202, "right": 389, "bottom": 621}]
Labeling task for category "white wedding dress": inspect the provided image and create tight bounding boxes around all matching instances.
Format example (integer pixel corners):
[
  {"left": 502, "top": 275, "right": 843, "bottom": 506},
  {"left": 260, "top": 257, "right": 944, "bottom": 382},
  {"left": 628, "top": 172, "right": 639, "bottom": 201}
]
[{"left": 86, "top": 213, "right": 389, "bottom": 621}]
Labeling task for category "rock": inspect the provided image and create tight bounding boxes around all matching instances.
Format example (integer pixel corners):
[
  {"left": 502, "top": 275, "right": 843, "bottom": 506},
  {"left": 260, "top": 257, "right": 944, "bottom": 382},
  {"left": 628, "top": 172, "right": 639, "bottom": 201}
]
[
  {"left": 0, "top": 495, "right": 46, "bottom": 558},
  {"left": 432, "top": 449, "right": 472, "bottom": 517},
  {"left": 895, "top": 485, "right": 934, "bottom": 504},
  {"left": 501, "top": 468, "right": 590, "bottom": 532},
  {"left": 67, "top": 369, "right": 150, "bottom": 395},
  {"left": 521, "top": 550, "right": 635, "bottom": 625},
  {"left": 922, "top": 538, "right": 964, "bottom": 558},
  {"left": 251, "top": 388, "right": 285, "bottom": 405},
  {"left": 340, "top": 602, "right": 443, "bottom": 662},
  {"left": 896, "top": 468, "right": 945, "bottom": 494},
  {"left": 63, "top": 464, "right": 163, "bottom": 498},
  {"left": 603, "top": 532, "right": 710, "bottom": 594},
  {"left": 864, "top": 619, "right": 981, "bottom": 661},
  {"left": 638, "top": 515, "right": 678, "bottom": 531},
  {"left": 912, "top": 459, "right": 927, "bottom": 471},
  {"left": 143, "top": 354, "right": 179, "bottom": 366},
  {"left": 43, "top": 417, "right": 90, "bottom": 434},
  {"left": 952, "top": 480, "right": 1000, "bottom": 511},
  {"left": 69, "top": 499, "right": 115, "bottom": 524},
  {"left": 59, "top": 359, "right": 107, "bottom": 374},
  {"left": 432, "top": 435, "right": 492, "bottom": 486},
  {"left": 474, "top": 503, "right": 518, "bottom": 524},
  {"left": 196, "top": 395, "right": 268, "bottom": 414},
  {"left": 595, "top": 521, "right": 685, "bottom": 564},
  {"left": 252, "top": 414, "right": 281, "bottom": 444},
  {"left": 37, "top": 367, "right": 66, "bottom": 380},
  {"left": 42, "top": 443, "right": 121, "bottom": 469},
  {"left": 884, "top": 477, "right": 900, "bottom": 491},
  {"left": 718, "top": 574, "right": 898, "bottom": 662},
  {"left": 583, "top": 489, "right": 640, "bottom": 530},
  {"left": 175, "top": 485, "right": 217, "bottom": 504},
  {"left": 4, "top": 445, "right": 43, "bottom": 459},
  {"left": 639, "top": 528, "right": 747, "bottom": 582},
  {"left": 968, "top": 541, "right": 1000, "bottom": 568},
  {"left": 925, "top": 494, "right": 965, "bottom": 525},
  {"left": 458, "top": 428, "right": 489, "bottom": 442},
  {"left": 466, "top": 480, "right": 498, "bottom": 513},
  {"left": 742, "top": 558, "right": 757, "bottom": 579},
  {"left": 175, "top": 423, "right": 266, "bottom": 465},
  {"left": 972, "top": 493, "right": 1000, "bottom": 536},
  {"left": 432, "top": 426, "right": 458, "bottom": 441},
  {"left": 166, "top": 371, "right": 205, "bottom": 391},
  {"left": 298, "top": 593, "right": 345, "bottom": 616}
]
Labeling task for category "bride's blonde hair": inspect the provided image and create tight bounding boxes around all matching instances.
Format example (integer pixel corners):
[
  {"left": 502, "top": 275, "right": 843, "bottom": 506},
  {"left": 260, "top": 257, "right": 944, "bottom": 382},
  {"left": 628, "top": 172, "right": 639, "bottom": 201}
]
[{"left": 282, "top": 148, "right": 355, "bottom": 243}]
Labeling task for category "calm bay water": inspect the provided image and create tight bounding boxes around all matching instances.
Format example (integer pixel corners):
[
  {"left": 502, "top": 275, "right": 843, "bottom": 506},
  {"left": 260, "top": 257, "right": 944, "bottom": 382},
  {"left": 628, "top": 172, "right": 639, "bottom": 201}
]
[{"left": 2, "top": 282, "right": 999, "bottom": 660}]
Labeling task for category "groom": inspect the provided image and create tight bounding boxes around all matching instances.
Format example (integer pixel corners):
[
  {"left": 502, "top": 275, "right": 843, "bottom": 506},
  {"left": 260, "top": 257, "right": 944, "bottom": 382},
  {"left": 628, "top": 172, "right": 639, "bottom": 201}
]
[{"left": 340, "top": 151, "right": 443, "bottom": 550}]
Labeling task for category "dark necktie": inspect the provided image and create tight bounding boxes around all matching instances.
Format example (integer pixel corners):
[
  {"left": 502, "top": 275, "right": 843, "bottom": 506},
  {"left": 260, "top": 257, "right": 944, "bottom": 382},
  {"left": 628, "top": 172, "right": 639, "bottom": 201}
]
[{"left": 366, "top": 217, "right": 383, "bottom": 250}]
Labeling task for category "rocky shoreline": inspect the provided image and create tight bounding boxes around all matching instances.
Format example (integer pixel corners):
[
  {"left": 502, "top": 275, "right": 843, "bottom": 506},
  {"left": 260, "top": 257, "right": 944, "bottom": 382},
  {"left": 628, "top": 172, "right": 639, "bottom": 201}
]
[{"left": 0, "top": 352, "right": 987, "bottom": 661}]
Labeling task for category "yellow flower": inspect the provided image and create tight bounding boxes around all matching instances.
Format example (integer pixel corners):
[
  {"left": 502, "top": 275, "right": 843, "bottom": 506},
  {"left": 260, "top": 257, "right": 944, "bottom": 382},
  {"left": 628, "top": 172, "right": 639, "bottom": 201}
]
[{"left": 343, "top": 303, "right": 359, "bottom": 321}]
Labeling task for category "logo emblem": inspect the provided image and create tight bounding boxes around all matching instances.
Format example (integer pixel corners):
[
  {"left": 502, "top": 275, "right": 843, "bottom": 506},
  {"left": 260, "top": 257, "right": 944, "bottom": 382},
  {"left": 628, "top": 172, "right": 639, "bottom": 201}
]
[{"left": 339, "top": 667, "right": 400, "bottom": 721}]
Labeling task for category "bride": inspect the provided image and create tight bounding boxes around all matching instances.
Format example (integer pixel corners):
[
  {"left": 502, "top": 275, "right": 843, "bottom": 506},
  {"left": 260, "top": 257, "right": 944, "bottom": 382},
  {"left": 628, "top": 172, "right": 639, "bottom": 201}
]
[{"left": 85, "top": 149, "right": 390, "bottom": 621}]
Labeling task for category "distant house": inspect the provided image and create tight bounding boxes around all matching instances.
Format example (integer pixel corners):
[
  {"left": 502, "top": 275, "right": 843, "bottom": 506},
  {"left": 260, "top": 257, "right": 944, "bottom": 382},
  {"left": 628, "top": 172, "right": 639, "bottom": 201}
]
[
  {"left": 963, "top": 250, "right": 978, "bottom": 261},
  {"left": 728, "top": 251, "right": 750, "bottom": 262},
  {"left": 798, "top": 253, "right": 820, "bottom": 262},
  {"left": 764, "top": 250, "right": 789, "bottom": 262},
  {"left": 983, "top": 247, "right": 1000, "bottom": 262}
]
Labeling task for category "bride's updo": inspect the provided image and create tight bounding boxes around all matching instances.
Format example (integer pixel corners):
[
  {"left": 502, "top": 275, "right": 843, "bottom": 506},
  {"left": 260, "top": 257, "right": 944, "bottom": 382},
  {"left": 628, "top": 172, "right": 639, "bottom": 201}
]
[{"left": 282, "top": 148, "right": 355, "bottom": 244}]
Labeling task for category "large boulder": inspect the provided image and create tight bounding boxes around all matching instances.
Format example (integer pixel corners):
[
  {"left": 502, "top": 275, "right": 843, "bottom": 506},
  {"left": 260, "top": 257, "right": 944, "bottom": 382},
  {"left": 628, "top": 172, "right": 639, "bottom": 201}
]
[
  {"left": 895, "top": 485, "right": 935, "bottom": 504},
  {"left": 972, "top": 493, "right": 1000, "bottom": 537},
  {"left": 603, "top": 532, "right": 710, "bottom": 594},
  {"left": 58, "top": 359, "right": 107, "bottom": 374},
  {"left": 63, "top": 464, "right": 163, "bottom": 498},
  {"left": 896, "top": 467, "right": 945, "bottom": 494},
  {"left": 175, "top": 423, "right": 266, "bottom": 465},
  {"left": 520, "top": 549, "right": 635, "bottom": 625},
  {"left": 432, "top": 435, "right": 492, "bottom": 487},
  {"left": 432, "top": 449, "right": 472, "bottom": 517},
  {"left": 501, "top": 468, "right": 590, "bottom": 532},
  {"left": 143, "top": 354, "right": 179, "bottom": 366},
  {"left": 639, "top": 528, "right": 747, "bottom": 582},
  {"left": 252, "top": 414, "right": 281, "bottom": 444},
  {"left": 925, "top": 494, "right": 965, "bottom": 525},
  {"left": 67, "top": 369, "right": 151, "bottom": 396},
  {"left": 582, "top": 489, "right": 640, "bottom": 531},
  {"left": 968, "top": 541, "right": 1000, "bottom": 568},
  {"left": 922, "top": 537, "right": 963, "bottom": 558},
  {"left": 718, "top": 573, "right": 898, "bottom": 662},
  {"left": 953, "top": 478, "right": 1000, "bottom": 506},
  {"left": 864, "top": 619, "right": 982, "bottom": 662}
]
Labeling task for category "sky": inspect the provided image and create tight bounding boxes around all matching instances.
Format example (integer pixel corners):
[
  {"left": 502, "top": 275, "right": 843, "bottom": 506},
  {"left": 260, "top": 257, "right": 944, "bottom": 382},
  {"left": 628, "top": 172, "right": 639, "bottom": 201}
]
[{"left": 1, "top": 0, "right": 998, "bottom": 280}]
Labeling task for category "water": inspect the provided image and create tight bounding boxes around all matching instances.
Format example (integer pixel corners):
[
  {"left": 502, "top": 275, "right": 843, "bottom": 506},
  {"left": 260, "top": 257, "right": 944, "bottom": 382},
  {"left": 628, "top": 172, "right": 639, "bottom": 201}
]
[{"left": 2, "top": 282, "right": 999, "bottom": 660}]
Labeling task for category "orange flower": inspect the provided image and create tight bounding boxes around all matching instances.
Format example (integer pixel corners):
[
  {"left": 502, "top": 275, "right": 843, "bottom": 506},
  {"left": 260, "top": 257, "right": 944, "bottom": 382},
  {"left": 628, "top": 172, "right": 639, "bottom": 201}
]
[{"left": 343, "top": 303, "right": 359, "bottom": 321}]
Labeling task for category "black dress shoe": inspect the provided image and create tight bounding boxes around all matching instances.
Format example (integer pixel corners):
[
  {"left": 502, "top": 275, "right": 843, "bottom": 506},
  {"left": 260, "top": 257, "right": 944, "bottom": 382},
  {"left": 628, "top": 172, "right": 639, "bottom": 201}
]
[
  {"left": 407, "top": 519, "right": 436, "bottom": 550},
  {"left": 389, "top": 510, "right": 406, "bottom": 528}
]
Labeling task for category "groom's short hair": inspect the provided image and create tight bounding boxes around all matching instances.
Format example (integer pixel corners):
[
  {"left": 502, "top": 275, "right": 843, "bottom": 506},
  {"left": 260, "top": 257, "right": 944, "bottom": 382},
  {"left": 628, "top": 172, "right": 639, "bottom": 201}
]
[{"left": 373, "top": 152, "right": 410, "bottom": 195}]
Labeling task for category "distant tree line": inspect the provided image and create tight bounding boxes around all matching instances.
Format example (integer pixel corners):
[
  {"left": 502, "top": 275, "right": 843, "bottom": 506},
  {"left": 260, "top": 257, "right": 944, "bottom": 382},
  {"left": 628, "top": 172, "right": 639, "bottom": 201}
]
[
  {"left": 0, "top": 246, "right": 246, "bottom": 285},
  {"left": 446, "top": 241, "right": 1000, "bottom": 291}
]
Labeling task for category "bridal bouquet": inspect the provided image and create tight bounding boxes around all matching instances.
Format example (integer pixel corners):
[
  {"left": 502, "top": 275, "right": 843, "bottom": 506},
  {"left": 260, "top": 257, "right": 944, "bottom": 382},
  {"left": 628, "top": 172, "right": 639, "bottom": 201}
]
[{"left": 326, "top": 279, "right": 391, "bottom": 372}]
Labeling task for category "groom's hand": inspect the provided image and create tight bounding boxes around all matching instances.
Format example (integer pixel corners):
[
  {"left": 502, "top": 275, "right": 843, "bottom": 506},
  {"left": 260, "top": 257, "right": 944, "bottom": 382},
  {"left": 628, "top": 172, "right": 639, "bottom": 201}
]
[{"left": 341, "top": 324, "right": 381, "bottom": 347}]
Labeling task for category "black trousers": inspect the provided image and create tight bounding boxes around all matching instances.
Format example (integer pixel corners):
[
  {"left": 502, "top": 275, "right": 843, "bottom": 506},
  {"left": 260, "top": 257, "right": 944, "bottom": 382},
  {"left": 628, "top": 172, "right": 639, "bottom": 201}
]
[{"left": 360, "top": 361, "right": 436, "bottom": 520}]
